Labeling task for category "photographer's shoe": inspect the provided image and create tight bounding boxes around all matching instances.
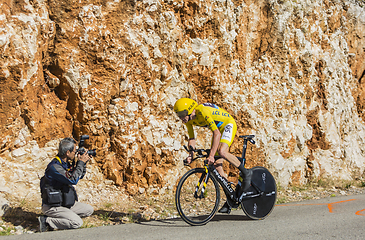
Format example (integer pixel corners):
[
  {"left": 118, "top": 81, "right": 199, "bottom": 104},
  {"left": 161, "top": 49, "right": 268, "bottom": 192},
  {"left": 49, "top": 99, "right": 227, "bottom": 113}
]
[
  {"left": 38, "top": 215, "right": 48, "bottom": 232},
  {"left": 218, "top": 201, "right": 231, "bottom": 214}
]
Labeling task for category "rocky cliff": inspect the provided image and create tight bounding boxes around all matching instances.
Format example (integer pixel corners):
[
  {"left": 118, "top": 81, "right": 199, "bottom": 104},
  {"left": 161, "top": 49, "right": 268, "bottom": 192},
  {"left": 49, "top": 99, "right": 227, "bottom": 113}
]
[{"left": 0, "top": 0, "right": 364, "bottom": 208}]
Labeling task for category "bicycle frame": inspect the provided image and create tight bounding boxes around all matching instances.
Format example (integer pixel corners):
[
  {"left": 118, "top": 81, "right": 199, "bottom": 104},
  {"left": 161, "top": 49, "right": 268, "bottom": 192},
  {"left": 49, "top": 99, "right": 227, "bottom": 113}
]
[
  {"left": 209, "top": 164, "right": 263, "bottom": 203},
  {"left": 188, "top": 135, "right": 264, "bottom": 202},
  {"left": 240, "top": 134, "right": 255, "bottom": 165},
  {"left": 192, "top": 163, "right": 235, "bottom": 199},
  {"left": 190, "top": 135, "right": 263, "bottom": 204},
  {"left": 177, "top": 135, "right": 276, "bottom": 225},
  {"left": 209, "top": 164, "right": 235, "bottom": 199},
  {"left": 192, "top": 163, "right": 267, "bottom": 205}
]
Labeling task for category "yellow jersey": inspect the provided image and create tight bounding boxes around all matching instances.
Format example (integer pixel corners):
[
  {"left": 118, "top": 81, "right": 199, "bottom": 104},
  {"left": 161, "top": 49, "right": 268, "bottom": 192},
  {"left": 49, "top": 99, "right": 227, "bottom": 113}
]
[{"left": 185, "top": 103, "right": 236, "bottom": 139}]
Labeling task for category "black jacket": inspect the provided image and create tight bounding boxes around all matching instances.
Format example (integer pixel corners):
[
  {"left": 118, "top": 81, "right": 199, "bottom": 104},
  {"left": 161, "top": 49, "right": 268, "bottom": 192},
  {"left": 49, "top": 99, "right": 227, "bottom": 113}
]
[{"left": 40, "top": 156, "right": 86, "bottom": 207}]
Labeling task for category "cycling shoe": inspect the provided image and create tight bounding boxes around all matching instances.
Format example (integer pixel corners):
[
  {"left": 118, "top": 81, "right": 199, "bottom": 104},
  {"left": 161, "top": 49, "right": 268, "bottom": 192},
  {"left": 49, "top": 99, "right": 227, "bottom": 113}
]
[
  {"left": 218, "top": 201, "right": 231, "bottom": 214},
  {"left": 242, "top": 168, "right": 253, "bottom": 191}
]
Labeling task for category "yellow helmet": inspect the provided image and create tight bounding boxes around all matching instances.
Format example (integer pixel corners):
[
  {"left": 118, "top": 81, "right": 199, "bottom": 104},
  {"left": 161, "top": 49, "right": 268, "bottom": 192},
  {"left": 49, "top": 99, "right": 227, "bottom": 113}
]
[{"left": 174, "top": 98, "right": 197, "bottom": 118}]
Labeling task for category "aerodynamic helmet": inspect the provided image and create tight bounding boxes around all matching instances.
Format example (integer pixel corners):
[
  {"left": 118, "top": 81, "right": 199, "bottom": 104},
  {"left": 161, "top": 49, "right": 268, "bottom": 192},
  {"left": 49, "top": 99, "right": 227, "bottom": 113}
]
[{"left": 173, "top": 98, "right": 197, "bottom": 118}]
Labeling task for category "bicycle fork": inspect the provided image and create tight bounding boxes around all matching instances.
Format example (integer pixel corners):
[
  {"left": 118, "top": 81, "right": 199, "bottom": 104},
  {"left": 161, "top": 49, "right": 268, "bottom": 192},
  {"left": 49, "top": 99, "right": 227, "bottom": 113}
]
[{"left": 194, "top": 167, "right": 210, "bottom": 199}]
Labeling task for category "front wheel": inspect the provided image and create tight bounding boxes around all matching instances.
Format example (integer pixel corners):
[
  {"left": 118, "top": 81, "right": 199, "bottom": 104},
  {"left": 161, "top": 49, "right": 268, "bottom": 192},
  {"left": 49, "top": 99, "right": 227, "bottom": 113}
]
[
  {"left": 175, "top": 168, "right": 220, "bottom": 226},
  {"left": 241, "top": 166, "right": 277, "bottom": 220}
]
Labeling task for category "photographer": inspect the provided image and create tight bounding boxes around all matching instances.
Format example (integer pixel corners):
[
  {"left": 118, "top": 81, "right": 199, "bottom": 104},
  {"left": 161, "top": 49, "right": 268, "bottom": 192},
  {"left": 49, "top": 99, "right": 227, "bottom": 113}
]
[{"left": 38, "top": 137, "right": 94, "bottom": 232}]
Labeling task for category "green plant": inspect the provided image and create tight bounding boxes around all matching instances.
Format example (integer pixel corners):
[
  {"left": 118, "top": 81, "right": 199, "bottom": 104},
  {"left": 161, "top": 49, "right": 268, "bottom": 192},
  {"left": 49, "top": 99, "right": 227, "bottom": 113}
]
[
  {"left": 316, "top": 178, "right": 334, "bottom": 188},
  {"left": 19, "top": 193, "right": 29, "bottom": 208},
  {"left": 126, "top": 214, "right": 134, "bottom": 222},
  {"left": 98, "top": 212, "right": 113, "bottom": 222},
  {"left": 276, "top": 197, "right": 287, "bottom": 204},
  {"left": 104, "top": 203, "right": 113, "bottom": 209},
  {"left": 159, "top": 210, "right": 169, "bottom": 218},
  {"left": 292, "top": 186, "right": 307, "bottom": 192},
  {"left": 317, "top": 179, "right": 325, "bottom": 187},
  {"left": 0, "top": 227, "right": 14, "bottom": 236},
  {"left": 81, "top": 223, "right": 95, "bottom": 229},
  {"left": 276, "top": 182, "right": 284, "bottom": 192},
  {"left": 357, "top": 0, "right": 364, "bottom": 7},
  {"left": 360, "top": 181, "right": 365, "bottom": 187}
]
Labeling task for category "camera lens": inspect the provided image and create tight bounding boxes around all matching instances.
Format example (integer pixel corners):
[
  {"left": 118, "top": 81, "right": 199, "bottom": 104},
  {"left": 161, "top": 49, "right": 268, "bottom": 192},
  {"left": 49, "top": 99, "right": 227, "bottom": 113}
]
[
  {"left": 78, "top": 147, "right": 86, "bottom": 155},
  {"left": 87, "top": 149, "right": 96, "bottom": 157}
]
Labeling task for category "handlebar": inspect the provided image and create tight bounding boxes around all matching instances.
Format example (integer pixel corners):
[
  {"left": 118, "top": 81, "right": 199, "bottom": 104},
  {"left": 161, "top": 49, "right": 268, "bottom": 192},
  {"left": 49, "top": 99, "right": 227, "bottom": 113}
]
[
  {"left": 239, "top": 135, "right": 256, "bottom": 144},
  {"left": 183, "top": 145, "right": 210, "bottom": 157},
  {"left": 183, "top": 145, "right": 211, "bottom": 165},
  {"left": 182, "top": 135, "right": 256, "bottom": 166}
]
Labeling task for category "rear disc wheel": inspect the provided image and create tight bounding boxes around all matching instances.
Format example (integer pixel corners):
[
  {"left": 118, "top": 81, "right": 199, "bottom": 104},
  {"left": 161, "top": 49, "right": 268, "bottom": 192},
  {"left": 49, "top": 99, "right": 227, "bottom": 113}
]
[{"left": 241, "top": 166, "right": 277, "bottom": 220}]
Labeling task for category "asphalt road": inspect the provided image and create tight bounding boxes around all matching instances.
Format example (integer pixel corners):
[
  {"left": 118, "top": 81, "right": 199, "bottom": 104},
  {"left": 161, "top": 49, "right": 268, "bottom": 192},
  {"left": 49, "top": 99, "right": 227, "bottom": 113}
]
[{"left": 5, "top": 194, "right": 365, "bottom": 240}]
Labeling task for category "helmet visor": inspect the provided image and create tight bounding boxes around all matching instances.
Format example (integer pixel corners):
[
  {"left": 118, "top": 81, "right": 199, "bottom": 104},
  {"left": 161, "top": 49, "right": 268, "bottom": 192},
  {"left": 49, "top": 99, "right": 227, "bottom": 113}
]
[{"left": 176, "top": 110, "right": 189, "bottom": 119}]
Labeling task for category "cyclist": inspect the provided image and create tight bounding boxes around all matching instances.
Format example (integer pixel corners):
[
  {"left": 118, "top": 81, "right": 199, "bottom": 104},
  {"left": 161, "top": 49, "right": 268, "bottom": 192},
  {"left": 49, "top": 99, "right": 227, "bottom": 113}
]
[{"left": 174, "top": 98, "right": 252, "bottom": 213}]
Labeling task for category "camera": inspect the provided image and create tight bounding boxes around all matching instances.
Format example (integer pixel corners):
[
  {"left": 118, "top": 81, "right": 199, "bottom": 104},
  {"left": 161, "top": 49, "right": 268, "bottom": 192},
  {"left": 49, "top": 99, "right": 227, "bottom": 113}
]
[{"left": 78, "top": 135, "right": 97, "bottom": 157}]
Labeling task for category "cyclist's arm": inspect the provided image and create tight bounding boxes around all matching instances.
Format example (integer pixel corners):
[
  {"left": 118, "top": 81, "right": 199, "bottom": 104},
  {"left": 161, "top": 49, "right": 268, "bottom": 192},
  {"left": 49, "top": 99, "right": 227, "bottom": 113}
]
[
  {"left": 185, "top": 124, "right": 196, "bottom": 163},
  {"left": 207, "top": 129, "right": 221, "bottom": 164},
  {"left": 186, "top": 123, "right": 195, "bottom": 139},
  {"left": 188, "top": 138, "right": 196, "bottom": 150},
  {"left": 198, "top": 107, "right": 221, "bottom": 163},
  {"left": 187, "top": 138, "right": 196, "bottom": 163}
]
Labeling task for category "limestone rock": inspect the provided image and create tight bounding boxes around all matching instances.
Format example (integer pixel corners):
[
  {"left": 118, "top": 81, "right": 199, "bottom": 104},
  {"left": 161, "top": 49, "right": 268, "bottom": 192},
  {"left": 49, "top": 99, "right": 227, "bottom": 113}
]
[
  {"left": 0, "top": 195, "right": 10, "bottom": 217},
  {"left": 0, "top": 0, "right": 364, "bottom": 207}
]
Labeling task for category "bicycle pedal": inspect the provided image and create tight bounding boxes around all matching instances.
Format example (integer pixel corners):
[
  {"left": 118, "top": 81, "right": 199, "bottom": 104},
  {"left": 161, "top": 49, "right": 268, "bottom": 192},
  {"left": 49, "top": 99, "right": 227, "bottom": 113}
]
[
  {"left": 226, "top": 197, "right": 239, "bottom": 209},
  {"left": 218, "top": 202, "right": 231, "bottom": 214}
]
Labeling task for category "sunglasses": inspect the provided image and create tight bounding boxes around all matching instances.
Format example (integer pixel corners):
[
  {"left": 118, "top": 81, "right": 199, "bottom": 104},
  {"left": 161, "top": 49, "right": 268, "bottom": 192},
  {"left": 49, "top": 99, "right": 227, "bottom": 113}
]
[{"left": 176, "top": 110, "right": 189, "bottom": 118}]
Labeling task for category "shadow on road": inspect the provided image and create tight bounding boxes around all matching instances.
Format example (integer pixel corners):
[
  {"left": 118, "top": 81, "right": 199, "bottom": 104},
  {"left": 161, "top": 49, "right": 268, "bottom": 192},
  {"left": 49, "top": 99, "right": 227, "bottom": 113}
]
[
  {"left": 93, "top": 209, "right": 147, "bottom": 225},
  {"left": 211, "top": 214, "right": 251, "bottom": 222},
  {"left": 137, "top": 213, "right": 251, "bottom": 228},
  {"left": 0, "top": 208, "right": 252, "bottom": 232},
  {"left": 2, "top": 207, "right": 41, "bottom": 231}
]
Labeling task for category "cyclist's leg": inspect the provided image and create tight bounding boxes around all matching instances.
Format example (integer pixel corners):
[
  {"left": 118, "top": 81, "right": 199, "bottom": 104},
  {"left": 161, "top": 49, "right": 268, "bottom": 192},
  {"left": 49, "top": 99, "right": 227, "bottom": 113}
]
[
  {"left": 218, "top": 122, "right": 252, "bottom": 191},
  {"left": 215, "top": 151, "right": 236, "bottom": 214},
  {"left": 213, "top": 158, "right": 227, "bottom": 179},
  {"left": 210, "top": 137, "right": 227, "bottom": 178},
  {"left": 217, "top": 143, "right": 240, "bottom": 167},
  {"left": 214, "top": 154, "right": 238, "bottom": 214},
  {"left": 217, "top": 122, "right": 240, "bottom": 167},
  {"left": 216, "top": 123, "right": 238, "bottom": 214}
]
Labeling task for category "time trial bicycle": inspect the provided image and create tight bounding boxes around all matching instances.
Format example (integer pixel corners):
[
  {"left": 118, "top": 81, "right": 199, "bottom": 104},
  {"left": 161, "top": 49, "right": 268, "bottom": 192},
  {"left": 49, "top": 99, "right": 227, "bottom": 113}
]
[{"left": 175, "top": 135, "right": 277, "bottom": 226}]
